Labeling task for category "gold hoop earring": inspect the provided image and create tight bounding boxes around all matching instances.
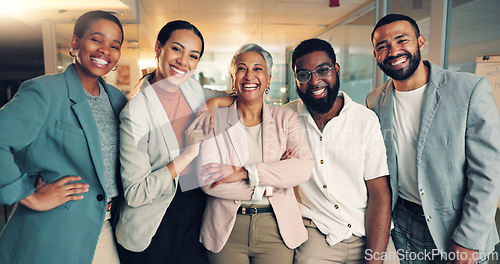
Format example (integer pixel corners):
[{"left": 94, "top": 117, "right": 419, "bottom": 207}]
[
  {"left": 69, "top": 48, "right": 75, "bottom": 57},
  {"left": 112, "top": 65, "right": 118, "bottom": 71}
]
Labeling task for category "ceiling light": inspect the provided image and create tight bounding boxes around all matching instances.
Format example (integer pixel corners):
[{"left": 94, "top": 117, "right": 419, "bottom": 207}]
[{"left": 126, "top": 39, "right": 139, "bottom": 44}]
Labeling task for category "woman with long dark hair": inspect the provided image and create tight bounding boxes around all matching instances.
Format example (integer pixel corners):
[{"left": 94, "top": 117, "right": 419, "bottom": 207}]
[{"left": 115, "top": 20, "right": 232, "bottom": 264}]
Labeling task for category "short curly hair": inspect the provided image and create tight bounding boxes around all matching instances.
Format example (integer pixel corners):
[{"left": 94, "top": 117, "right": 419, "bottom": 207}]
[
  {"left": 291, "top": 38, "right": 336, "bottom": 71},
  {"left": 230, "top": 43, "right": 273, "bottom": 76}
]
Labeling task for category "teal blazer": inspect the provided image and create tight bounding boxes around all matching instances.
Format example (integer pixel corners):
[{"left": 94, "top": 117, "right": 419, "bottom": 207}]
[
  {"left": 366, "top": 61, "right": 500, "bottom": 254},
  {"left": 0, "top": 64, "right": 127, "bottom": 263}
]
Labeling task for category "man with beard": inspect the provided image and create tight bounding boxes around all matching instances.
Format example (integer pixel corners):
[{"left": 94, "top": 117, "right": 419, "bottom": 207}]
[
  {"left": 286, "top": 38, "right": 394, "bottom": 264},
  {"left": 366, "top": 14, "right": 500, "bottom": 263}
]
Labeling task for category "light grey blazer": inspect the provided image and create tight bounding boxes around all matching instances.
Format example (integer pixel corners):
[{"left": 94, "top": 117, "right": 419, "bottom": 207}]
[
  {"left": 366, "top": 61, "right": 500, "bottom": 253},
  {"left": 116, "top": 76, "right": 220, "bottom": 252}
]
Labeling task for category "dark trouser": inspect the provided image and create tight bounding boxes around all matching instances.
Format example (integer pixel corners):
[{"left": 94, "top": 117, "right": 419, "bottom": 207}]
[
  {"left": 392, "top": 197, "right": 488, "bottom": 264},
  {"left": 392, "top": 197, "right": 444, "bottom": 264},
  {"left": 117, "top": 188, "right": 207, "bottom": 264}
]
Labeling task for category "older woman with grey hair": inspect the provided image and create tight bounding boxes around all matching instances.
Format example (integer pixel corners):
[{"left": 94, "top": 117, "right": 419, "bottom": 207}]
[{"left": 197, "top": 43, "right": 314, "bottom": 264}]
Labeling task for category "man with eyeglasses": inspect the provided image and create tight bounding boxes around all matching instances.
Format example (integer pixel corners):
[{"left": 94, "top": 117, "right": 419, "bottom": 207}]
[
  {"left": 285, "top": 38, "right": 394, "bottom": 264},
  {"left": 366, "top": 14, "right": 500, "bottom": 263}
]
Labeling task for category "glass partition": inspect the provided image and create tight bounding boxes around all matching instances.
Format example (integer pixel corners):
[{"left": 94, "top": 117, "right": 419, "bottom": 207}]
[{"left": 447, "top": 0, "right": 500, "bottom": 73}]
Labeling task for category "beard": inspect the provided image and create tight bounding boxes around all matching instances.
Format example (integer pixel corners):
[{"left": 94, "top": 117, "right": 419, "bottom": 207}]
[
  {"left": 296, "top": 71, "right": 340, "bottom": 114},
  {"left": 377, "top": 47, "right": 421, "bottom": 81}
]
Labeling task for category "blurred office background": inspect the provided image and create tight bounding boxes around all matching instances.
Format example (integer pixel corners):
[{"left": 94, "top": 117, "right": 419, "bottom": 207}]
[
  {"left": 1, "top": 0, "right": 500, "bottom": 260},
  {"left": 2, "top": 0, "right": 499, "bottom": 105}
]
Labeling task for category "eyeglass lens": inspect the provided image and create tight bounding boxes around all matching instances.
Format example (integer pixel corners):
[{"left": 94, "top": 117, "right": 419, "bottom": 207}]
[{"left": 296, "top": 65, "right": 332, "bottom": 83}]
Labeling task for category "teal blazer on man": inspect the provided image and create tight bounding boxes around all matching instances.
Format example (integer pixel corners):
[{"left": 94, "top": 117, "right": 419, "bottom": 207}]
[
  {"left": 366, "top": 61, "right": 500, "bottom": 254},
  {"left": 0, "top": 64, "right": 127, "bottom": 263}
]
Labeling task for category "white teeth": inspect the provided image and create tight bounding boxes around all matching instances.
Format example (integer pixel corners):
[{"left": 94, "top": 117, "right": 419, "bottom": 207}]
[
  {"left": 390, "top": 57, "right": 407, "bottom": 66},
  {"left": 244, "top": 84, "right": 258, "bottom": 89},
  {"left": 171, "top": 66, "right": 187, "bottom": 74},
  {"left": 91, "top": 57, "right": 108, "bottom": 65},
  {"left": 311, "top": 88, "right": 325, "bottom": 95}
]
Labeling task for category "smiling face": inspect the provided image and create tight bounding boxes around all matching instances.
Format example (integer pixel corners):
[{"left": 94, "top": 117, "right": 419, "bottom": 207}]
[
  {"left": 231, "top": 51, "right": 271, "bottom": 104},
  {"left": 154, "top": 29, "right": 202, "bottom": 87},
  {"left": 372, "top": 20, "right": 425, "bottom": 81},
  {"left": 295, "top": 51, "right": 340, "bottom": 114},
  {"left": 71, "top": 18, "right": 122, "bottom": 79}
]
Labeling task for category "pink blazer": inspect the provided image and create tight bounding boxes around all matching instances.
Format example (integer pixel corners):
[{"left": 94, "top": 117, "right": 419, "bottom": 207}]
[{"left": 198, "top": 100, "right": 314, "bottom": 253}]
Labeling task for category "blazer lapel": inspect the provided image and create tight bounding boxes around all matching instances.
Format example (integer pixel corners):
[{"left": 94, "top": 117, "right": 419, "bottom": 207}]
[
  {"left": 378, "top": 82, "right": 397, "bottom": 169},
  {"left": 416, "top": 69, "right": 441, "bottom": 170},
  {"left": 261, "top": 102, "right": 276, "bottom": 162},
  {"left": 225, "top": 101, "right": 240, "bottom": 127},
  {"left": 141, "top": 79, "right": 180, "bottom": 158},
  {"left": 65, "top": 65, "right": 106, "bottom": 187},
  {"left": 101, "top": 78, "right": 126, "bottom": 118},
  {"left": 179, "top": 78, "right": 205, "bottom": 113},
  {"left": 221, "top": 101, "right": 248, "bottom": 166},
  {"left": 376, "top": 81, "right": 400, "bottom": 208}
]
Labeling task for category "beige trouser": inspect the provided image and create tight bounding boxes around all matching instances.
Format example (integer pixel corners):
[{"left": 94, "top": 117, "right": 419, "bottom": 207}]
[
  {"left": 294, "top": 218, "right": 399, "bottom": 264},
  {"left": 207, "top": 209, "right": 294, "bottom": 264},
  {"left": 92, "top": 210, "right": 120, "bottom": 264}
]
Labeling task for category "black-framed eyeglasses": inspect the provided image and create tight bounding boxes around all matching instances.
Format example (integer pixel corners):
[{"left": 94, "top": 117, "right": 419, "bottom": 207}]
[{"left": 295, "top": 64, "right": 333, "bottom": 83}]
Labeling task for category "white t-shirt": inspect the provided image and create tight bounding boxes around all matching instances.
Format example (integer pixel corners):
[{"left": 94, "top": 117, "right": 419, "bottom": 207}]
[
  {"left": 393, "top": 84, "right": 428, "bottom": 205},
  {"left": 286, "top": 92, "right": 389, "bottom": 246},
  {"left": 242, "top": 123, "right": 271, "bottom": 205}
]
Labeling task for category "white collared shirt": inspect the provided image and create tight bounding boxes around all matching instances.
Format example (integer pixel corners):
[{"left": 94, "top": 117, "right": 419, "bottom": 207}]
[{"left": 286, "top": 92, "right": 389, "bottom": 246}]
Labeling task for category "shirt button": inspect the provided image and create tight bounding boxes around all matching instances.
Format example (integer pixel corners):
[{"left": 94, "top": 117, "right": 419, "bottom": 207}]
[
  {"left": 426, "top": 215, "right": 432, "bottom": 222},
  {"left": 319, "top": 136, "right": 323, "bottom": 141},
  {"left": 334, "top": 205, "right": 339, "bottom": 209},
  {"left": 323, "top": 184, "right": 327, "bottom": 189},
  {"left": 347, "top": 224, "right": 351, "bottom": 228},
  {"left": 420, "top": 189, "right": 425, "bottom": 195},
  {"left": 96, "top": 194, "right": 104, "bottom": 201},
  {"left": 320, "top": 160, "right": 324, "bottom": 164}
]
